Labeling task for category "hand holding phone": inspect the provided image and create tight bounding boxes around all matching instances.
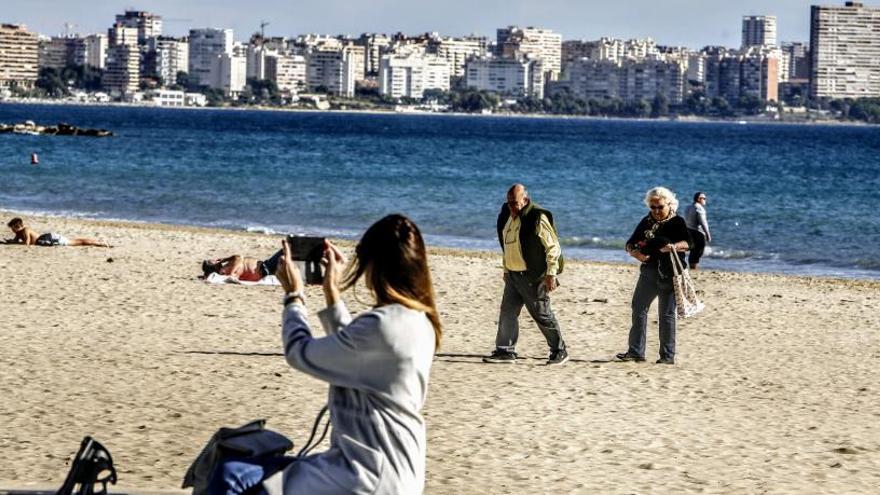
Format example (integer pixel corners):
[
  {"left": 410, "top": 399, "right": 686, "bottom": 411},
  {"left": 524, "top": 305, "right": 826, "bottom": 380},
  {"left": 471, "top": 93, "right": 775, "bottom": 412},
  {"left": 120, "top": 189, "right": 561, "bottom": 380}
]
[{"left": 286, "top": 235, "right": 326, "bottom": 285}]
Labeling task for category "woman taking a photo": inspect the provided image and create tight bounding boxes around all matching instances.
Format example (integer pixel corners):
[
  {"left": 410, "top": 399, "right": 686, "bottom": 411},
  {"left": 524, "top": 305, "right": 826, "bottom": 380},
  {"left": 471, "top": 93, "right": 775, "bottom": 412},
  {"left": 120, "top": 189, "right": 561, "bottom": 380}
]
[
  {"left": 616, "top": 187, "right": 692, "bottom": 365},
  {"left": 211, "top": 214, "right": 441, "bottom": 494}
]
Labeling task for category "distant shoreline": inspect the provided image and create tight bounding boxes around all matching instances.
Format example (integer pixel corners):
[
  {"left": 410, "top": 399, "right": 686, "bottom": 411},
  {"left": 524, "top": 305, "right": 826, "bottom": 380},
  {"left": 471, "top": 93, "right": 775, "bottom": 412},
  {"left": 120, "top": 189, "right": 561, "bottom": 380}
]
[{"left": 0, "top": 97, "right": 867, "bottom": 127}]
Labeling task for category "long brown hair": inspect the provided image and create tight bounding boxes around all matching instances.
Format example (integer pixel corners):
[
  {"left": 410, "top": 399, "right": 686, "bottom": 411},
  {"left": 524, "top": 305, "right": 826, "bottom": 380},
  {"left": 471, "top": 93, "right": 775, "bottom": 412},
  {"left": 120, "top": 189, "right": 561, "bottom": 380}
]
[{"left": 342, "top": 214, "right": 442, "bottom": 350}]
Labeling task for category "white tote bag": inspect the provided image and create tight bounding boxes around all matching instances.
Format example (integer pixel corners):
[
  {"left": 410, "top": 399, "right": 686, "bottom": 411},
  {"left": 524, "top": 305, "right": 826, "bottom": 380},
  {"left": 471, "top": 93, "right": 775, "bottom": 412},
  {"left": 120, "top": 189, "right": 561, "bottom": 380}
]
[{"left": 669, "top": 252, "right": 705, "bottom": 318}]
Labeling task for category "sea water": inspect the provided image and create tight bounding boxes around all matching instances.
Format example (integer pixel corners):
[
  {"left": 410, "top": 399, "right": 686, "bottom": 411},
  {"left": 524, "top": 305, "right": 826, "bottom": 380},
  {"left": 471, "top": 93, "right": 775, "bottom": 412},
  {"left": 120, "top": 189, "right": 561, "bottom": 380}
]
[{"left": 1, "top": 103, "right": 878, "bottom": 279}]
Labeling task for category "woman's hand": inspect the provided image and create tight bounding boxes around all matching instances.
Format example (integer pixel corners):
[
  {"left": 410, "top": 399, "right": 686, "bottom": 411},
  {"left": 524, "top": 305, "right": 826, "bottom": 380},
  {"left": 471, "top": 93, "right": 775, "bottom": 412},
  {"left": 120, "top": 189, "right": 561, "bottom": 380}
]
[
  {"left": 276, "top": 239, "right": 304, "bottom": 294},
  {"left": 628, "top": 249, "right": 650, "bottom": 263},
  {"left": 659, "top": 243, "right": 676, "bottom": 253},
  {"left": 322, "top": 240, "right": 347, "bottom": 306}
]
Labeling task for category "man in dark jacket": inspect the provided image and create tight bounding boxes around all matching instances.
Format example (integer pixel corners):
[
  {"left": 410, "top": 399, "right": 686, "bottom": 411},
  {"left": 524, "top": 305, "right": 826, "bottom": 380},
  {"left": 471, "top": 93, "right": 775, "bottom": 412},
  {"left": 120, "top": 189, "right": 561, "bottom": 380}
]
[{"left": 483, "top": 184, "right": 568, "bottom": 365}]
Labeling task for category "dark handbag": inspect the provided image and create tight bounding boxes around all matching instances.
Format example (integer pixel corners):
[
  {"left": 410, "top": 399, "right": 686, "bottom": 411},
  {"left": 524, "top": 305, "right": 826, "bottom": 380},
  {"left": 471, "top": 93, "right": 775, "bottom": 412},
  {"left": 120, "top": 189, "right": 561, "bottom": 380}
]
[
  {"left": 56, "top": 436, "right": 118, "bottom": 495},
  {"left": 182, "top": 419, "right": 293, "bottom": 495}
]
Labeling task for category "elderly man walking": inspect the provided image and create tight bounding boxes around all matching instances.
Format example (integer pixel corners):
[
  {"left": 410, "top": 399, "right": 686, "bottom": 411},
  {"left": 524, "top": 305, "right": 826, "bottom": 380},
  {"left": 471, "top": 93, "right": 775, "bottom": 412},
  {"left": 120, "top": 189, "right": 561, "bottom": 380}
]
[{"left": 483, "top": 184, "right": 569, "bottom": 365}]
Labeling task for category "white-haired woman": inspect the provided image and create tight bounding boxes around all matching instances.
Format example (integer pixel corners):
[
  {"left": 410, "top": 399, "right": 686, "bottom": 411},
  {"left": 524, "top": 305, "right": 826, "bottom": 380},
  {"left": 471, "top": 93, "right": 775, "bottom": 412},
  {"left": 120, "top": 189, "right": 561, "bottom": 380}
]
[{"left": 616, "top": 187, "right": 693, "bottom": 365}]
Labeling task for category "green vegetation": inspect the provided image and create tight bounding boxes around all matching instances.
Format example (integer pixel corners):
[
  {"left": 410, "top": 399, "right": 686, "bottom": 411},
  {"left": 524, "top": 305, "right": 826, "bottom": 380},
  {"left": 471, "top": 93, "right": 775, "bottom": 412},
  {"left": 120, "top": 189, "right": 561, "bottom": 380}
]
[{"left": 34, "top": 65, "right": 104, "bottom": 96}]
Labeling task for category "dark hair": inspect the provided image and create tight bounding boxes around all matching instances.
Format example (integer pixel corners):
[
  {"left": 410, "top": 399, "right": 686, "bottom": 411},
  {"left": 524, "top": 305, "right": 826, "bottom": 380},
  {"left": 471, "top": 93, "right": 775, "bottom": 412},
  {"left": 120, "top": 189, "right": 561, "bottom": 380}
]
[
  {"left": 342, "top": 214, "right": 442, "bottom": 350},
  {"left": 7, "top": 217, "right": 23, "bottom": 228},
  {"left": 693, "top": 191, "right": 705, "bottom": 202}
]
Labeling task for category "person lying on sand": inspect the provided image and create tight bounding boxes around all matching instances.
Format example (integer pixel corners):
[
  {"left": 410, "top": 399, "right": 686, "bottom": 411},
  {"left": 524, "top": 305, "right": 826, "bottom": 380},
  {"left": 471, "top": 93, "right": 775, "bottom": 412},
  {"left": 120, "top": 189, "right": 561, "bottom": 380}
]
[
  {"left": 202, "top": 255, "right": 267, "bottom": 282},
  {"left": 5, "top": 217, "right": 110, "bottom": 247}
]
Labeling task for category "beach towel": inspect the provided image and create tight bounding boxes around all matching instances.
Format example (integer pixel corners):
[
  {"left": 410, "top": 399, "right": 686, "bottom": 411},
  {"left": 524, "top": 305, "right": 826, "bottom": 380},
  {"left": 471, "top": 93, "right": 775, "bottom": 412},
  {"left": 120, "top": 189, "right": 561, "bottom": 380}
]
[{"left": 205, "top": 273, "right": 281, "bottom": 286}]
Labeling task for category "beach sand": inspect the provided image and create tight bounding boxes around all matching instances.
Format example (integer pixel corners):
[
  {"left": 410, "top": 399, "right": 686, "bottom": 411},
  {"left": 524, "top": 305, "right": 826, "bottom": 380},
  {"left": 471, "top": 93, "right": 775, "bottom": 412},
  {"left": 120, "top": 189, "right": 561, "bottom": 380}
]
[{"left": 1, "top": 212, "right": 878, "bottom": 493}]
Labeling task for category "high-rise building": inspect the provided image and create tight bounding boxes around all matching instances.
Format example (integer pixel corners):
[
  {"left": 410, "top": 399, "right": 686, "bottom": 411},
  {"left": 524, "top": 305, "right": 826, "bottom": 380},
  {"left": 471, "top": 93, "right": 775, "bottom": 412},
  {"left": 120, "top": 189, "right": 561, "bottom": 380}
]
[
  {"left": 562, "top": 38, "right": 659, "bottom": 65},
  {"left": 781, "top": 41, "right": 810, "bottom": 81},
  {"left": 705, "top": 48, "right": 778, "bottom": 103},
  {"left": 103, "top": 23, "right": 139, "bottom": 95},
  {"left": 115, "top": 10, "right": 162, "bottom": 45},
  {"left": 265, "top": 54, "right": 307, "bottom": 94},
  {"left": 497, "top": 26, "right": 561, "bottom": 79},
  {"left": 465, "top": 55, "right": 545, "bottom": 98},
  {"left": 146, "top": 36, "right": 188, "bottom": 87},
  {"left": 558, "top": 58, "right": 686, "bottom": 104},
  {"left": 247, "top": 35, "right": 288, "bottom": 80},
  {"left": 219, "top": 43, "right": 247, "bottom": 96},
  {"left": 84, "top": 34, "right": 107, "bottom": 69},
  {"left": 379, "top": 52, "right": 451, "bottom": 98},
  {"left": 742, "top": 15, "right": 777, "bottom": 49},
  {"left": 188, "top": 28, "right": 234, "bottom": 88},
  {"left": 0, "top": 24, "right": 39, "bottom": 89},
  {"left": 426, "top": 35, "right": 487, "bottom": 78},
  {"left": 810, "top": 1, "right": 880, "bottom": 99},
  {"left": 306, "top": 46, "right": 358, "bottom": 96},
  {"left": 356, "top": 33, "right": 392, "bottom": 77}
]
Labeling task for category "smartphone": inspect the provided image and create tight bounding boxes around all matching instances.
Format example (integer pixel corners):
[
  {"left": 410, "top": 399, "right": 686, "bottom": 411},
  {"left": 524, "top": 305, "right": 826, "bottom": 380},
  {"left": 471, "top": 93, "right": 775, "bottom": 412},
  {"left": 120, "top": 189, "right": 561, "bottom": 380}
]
[{"left": 286, "top": 235, "right": 325, "bottom": 285}]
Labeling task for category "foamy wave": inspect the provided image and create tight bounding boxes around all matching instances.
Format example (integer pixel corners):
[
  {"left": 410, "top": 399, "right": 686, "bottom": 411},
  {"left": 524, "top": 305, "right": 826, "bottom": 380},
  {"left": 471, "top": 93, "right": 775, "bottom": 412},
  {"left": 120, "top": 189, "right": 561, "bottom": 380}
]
[
  {"left": 703, "top": 246, "right": 758, "bottom": 260},
  {"left": 560, "top": 236, "right": 627, "bottom": 250}
]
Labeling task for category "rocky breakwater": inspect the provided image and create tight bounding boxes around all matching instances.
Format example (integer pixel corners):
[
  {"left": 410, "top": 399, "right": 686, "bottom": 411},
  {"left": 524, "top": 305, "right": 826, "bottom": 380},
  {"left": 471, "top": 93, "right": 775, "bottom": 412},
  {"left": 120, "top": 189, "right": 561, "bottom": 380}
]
[{"left": 0, "top": 120, "right": 113, "bottom": 137}]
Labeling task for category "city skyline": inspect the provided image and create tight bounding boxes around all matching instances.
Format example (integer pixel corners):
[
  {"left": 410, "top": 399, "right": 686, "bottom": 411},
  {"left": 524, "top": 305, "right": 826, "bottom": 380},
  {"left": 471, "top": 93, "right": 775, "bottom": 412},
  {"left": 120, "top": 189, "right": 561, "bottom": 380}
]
[{"left": 3, "top": 0, "right": 838, "bottom": 48}]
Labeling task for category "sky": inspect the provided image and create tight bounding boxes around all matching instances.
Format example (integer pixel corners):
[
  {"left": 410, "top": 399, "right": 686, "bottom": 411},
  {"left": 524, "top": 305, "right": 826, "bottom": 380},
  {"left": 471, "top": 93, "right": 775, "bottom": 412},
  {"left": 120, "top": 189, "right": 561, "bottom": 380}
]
[{"left": 2, "top": 0, "right": 848, "bottom": 48}]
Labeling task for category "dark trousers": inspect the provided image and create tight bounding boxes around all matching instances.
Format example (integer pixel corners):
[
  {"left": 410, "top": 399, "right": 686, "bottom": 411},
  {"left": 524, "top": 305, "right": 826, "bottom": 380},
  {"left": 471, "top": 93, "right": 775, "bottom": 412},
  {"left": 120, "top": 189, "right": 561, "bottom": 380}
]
[
  {"left": 688, "top": 229, "right": 706, "bottom": 267},
  {"left": 260, "top": 249, "right": 284, "bottom": 278},
  {"left": 627, "top": 264, "right": 677, "bottom": 360},
  {"left": 495, "top": 271, "right": 565, "bottom": 353}
]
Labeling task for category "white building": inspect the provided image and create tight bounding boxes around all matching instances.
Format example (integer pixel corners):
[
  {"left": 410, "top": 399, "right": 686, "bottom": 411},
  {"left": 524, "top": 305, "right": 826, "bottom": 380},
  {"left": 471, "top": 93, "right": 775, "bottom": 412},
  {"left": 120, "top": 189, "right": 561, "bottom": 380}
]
[
  {"left": 742, "top": 15, "right": 777, "bottom": 49},
  {"left": 146, "top": 88, "right": 185, "bottom": 106},
  {"left": 497, "top": 26, "right": 562, "bottom": 79},
  {"left": 147, "top": 36, "right": 188, "bottom": 87},
  {"left": 465, "top": 56, "right": 545, "bottom": 98},
  {"left": 379, "top": 53, "right": 451, "bottom": 99},
  {"left": 306, "top": 47, "right": 357, "bottom": 96},
  {"left": 558, "top": 57, "right": 687, "bottom": 104},
  {"left": 562, "top": 37, "right": 659, "bottom": 65},
  {"left": 357, "top": 33, "right": 392, "bottom": 77},
  {"left": 188, "top": 28, "right": 234, "bottom": 87},
  {"left": 115, "top": 10, "right": 162, "bottom": 45},
  {"left": 265, "top": 54, "right": 307, "bottom": 94},
  {"left": 84, "top": 33, "right": 107, "bottom": 69},
  {"left": 810, "top": 1, "right": 880, "bottom": 99},
  {"left": 427, "top": 35, "right": 487, "bottom": 77}
]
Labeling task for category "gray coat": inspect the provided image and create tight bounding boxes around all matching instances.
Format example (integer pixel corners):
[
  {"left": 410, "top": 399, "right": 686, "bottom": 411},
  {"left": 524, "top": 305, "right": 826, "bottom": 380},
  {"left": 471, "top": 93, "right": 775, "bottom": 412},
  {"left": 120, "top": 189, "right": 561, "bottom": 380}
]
[{"left": 263, "top": 301, "right": 435, "bottom": 495}]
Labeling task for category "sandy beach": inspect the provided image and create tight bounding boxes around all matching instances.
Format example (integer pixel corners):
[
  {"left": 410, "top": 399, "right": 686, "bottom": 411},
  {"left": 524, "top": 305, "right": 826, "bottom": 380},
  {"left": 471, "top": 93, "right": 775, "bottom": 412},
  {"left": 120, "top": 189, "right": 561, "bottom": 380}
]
[{"left": 1, "top": 211, "right": 878, "bottom": 493}]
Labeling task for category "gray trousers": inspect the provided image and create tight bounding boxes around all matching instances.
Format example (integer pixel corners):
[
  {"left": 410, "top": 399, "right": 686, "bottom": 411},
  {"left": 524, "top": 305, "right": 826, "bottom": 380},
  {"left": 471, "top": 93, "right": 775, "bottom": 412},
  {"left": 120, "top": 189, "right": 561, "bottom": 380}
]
[
  {"left": 627, "top": 264, "right": 677, "bottom": 360},
  {"left": 495, "top": 271, "right": 566, "bottom": 353}
]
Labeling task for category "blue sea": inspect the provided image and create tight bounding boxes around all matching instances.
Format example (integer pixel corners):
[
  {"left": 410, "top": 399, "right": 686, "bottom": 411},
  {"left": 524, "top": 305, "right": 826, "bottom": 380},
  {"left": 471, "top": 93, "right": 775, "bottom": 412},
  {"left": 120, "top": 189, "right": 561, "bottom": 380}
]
[{"left": 2, "top": 103, "right": 879, "bottom": 280}]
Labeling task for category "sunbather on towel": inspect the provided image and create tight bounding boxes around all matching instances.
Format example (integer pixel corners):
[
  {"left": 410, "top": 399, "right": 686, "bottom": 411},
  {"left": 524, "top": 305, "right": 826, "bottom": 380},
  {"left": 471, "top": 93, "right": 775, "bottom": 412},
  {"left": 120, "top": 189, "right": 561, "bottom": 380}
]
[{"left": 202, "top": 255, "right": 268, "bottom": 282}]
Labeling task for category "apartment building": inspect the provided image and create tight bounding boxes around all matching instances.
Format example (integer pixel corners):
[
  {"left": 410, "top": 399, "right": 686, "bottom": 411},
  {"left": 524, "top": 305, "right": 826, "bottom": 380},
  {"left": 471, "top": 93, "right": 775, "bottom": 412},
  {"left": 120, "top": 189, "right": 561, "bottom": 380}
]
[
  {"left": 103, "top": 23, "right": 139, "bottom": 95},
  {"left": 742, "top": 15, "right": 778, "bottom": 49},
  {"left": 379, "top": 52, "right": 450, "bottom": 99},
  {"left": 115, "top": 10, "right": 162, "bottom": 45},
  {"left": 306, "top": 46, "right": 358, "bottom": 96},
  {"left": 465, "top": 55, "right": 545, "bottom": 98},
  {"left": 84, "top": 34, "right": 107, "bottom": 69},
  {"left": 562, "top": 38, "right": 659, "bottom": 65},
  {"left": 559, "top": 57, "right": 686, "bottom": 104},
  {"left": 265, "top": 53, "right": 307, "bottom": 94},
  {"left": 145, "top": 36, "right": 188, "bottom": 87},
  {"left": 705, "top": 48, "right": 778, "bottom": 102},
  {"left": 0, "top": 24, "right": 39, "bottom": 89},
  {"left": 497, "top": 26, "right": 561, "bottom": 79},
  {"left": 810, "top": 1, "right": 880, "bottom": 98},
  {"left": 188, "top": 28, "right": 234, "bottom": 87},
  {"left": 426, "top": 35, "right": 487, "bottom": 78},
  {"left": 357, "top": 33, "right": 392, "bottom": 77}
]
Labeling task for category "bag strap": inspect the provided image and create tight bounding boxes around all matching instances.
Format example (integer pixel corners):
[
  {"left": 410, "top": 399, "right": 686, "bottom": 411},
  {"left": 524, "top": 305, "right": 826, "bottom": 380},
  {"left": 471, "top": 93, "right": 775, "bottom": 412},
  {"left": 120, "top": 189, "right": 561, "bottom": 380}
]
[{"left": 669, "top": 251, "right": 683, "bottom": 276}]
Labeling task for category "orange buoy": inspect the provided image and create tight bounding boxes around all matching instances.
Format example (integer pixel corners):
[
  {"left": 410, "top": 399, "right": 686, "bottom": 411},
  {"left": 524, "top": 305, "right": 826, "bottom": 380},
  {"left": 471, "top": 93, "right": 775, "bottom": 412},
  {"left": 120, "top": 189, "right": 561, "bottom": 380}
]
[{"left": 31, "top": 153, "right": 39, "bottom": 165}]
